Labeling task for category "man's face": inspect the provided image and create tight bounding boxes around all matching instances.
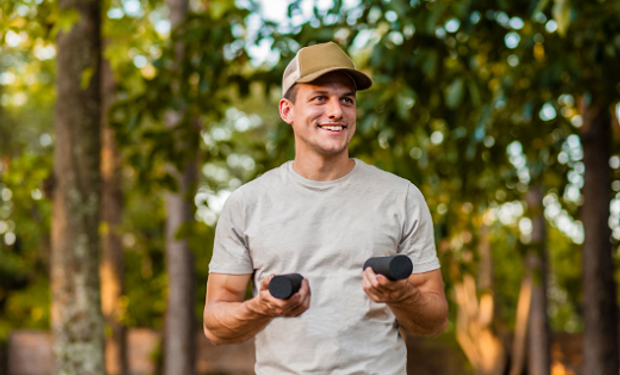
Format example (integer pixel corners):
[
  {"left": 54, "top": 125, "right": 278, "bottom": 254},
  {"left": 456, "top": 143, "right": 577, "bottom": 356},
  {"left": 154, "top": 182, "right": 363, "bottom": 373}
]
[{"left": 279, "top": 71, "right": 357, "bottom": 159}]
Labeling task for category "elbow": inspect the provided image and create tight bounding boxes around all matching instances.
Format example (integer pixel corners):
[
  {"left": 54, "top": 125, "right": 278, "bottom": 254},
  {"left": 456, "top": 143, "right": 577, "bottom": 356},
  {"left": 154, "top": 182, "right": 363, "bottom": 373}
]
[
  {"left": 411, "top": 303, "right": 449, "bottom": 338},
  {"left": 203, "top": 322, "right": 249, "bottom": 346},
  {"left": 424, "top": 317, "right": 448, "bottom": 338},
  {"left": 203, "top": 318, "right": 224, "bottom": 346},
  {"left": 203, "top": 326, "right": 232, "bottom": 346},
  {"left": 425, "top": 299, "right": 449, "bottom": 338},
  {"left": 203, "top": 320, "right": 228, "bottom": 346},
  {"left": 408, "top": 317, "right": 447, "bottom": 338},
  {"left": 203, "top": 310, "right": 227, "bottom": 346},
  {"left": 425, "top": 303, "right": 449, "bottom": 338},
  {"left": 203, "top": 327, "right": 224, "bottom": 346},
  {"left": 425, "top": 302, "right": 449, "bottom": 338},
  {"left": 401, "top": 316, "right": 447, "bottom": 338}
]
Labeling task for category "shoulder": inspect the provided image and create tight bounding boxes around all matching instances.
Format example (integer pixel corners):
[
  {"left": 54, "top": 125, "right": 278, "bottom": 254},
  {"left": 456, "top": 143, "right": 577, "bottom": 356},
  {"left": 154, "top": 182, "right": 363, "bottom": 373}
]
[
  {"left": 225, "top": 161, "right": 291, "bottom": 205},
  {"left": 354, "top": 159, "right": 428, "bottom": 206},
  {"left": 354, "top": 159, "right": 417, "bottom": 192}
]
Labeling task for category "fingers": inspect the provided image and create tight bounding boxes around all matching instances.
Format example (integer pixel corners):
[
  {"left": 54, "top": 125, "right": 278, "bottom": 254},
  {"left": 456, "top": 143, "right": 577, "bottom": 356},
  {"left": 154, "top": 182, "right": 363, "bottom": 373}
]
[
  {"left": 257, "top": 276, "right": 311, "bottom": 318},
  {"left": 362, "top": 268, "right": 385, "bottom": 302},
  {"left": 260, "top": 274, "right": 276, "bottom": 291},
  {"left": 284, "top": 279, "right": 311, "bottom": 317},
  {"left": 362, "top": 267, "right": 409, "bottom": 303}
]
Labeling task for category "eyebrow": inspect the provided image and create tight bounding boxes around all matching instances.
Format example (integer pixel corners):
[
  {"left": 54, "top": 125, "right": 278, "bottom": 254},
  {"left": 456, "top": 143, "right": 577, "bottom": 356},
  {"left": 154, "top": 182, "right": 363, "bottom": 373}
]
[{"left": 310, "top": 90, "right": 356, "bottom": 97}]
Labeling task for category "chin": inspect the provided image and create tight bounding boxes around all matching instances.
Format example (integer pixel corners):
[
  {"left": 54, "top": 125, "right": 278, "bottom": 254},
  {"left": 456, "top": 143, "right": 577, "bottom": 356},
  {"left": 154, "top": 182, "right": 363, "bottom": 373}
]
[{"left": 317, "top": 147, "right": 348, "bottom": 157}]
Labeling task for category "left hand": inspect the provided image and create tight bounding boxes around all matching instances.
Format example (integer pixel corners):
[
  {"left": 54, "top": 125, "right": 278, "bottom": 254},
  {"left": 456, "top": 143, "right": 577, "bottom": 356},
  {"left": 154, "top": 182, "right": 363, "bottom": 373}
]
[{"left": 361, "top": 267, "right": 417, "bottom": 304}]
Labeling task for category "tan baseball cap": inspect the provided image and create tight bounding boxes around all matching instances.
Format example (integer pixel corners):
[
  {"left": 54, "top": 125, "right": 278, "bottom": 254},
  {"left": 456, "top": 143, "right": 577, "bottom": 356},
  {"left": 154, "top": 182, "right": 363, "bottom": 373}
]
[{"left": 282, "top": 41, "right": 373, "bottom": 96}]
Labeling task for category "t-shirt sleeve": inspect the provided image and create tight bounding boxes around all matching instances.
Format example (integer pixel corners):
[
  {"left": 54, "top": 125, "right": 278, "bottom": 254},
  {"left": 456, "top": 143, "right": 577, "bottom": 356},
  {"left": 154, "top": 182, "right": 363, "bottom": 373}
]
[
  {"left": 398, "top": 183, "right": 440, "bottom": 273},
  {"left": 208, "top": 190, "right": 254, "bottom": 274}
]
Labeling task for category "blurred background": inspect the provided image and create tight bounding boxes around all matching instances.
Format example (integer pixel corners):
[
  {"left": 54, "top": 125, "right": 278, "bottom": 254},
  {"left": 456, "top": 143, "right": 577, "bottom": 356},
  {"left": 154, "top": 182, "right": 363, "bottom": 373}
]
[{"left": 1, "top": 0, "right": 620, "bottom": 374}]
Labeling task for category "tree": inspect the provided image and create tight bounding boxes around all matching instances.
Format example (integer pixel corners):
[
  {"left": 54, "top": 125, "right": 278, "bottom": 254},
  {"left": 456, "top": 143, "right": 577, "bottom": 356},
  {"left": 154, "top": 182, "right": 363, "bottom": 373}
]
[
  {"left": 525, "top": 186, "right": 551, "bottom": 375},
  {"left": 162, "top": 0, "right": 197, "bottom": 372},
  {"left": 579, "top": 100, "right": 618, "bottom": 375},
  {"left": 100, "top": 39, "right": 128, "bottom": 375},
  {"left": 455, "top": 226, "right": 506, "bottom": 375},
  {"left": 50, "top": 0, "right": 105, "bottom": 372}
]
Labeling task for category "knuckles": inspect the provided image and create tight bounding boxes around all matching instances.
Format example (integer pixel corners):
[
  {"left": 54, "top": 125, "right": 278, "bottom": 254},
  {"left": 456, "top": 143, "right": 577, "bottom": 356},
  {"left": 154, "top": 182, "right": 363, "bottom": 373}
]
[{"left": 263, "top": 294, "right": 310, "bottom": 318}]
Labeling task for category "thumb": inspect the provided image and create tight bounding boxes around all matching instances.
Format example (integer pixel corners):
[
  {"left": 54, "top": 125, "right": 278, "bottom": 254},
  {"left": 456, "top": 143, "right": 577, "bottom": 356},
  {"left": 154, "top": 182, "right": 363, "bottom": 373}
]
[{"left": 260, "top": 274, "right": 275, "bottom": 291}]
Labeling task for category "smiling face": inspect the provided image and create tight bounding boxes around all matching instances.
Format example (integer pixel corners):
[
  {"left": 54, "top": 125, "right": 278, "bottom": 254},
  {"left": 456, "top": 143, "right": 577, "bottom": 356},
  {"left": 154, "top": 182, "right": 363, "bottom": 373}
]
[{"left": 279, "top": 71, "right": 357, "bottom": 161}]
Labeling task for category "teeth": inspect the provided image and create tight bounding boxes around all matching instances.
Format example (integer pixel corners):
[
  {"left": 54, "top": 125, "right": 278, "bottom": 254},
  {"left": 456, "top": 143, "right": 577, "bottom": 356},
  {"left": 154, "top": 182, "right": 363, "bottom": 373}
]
[{"left": 321, "top": 125, "right": 343, "bottom": 131}]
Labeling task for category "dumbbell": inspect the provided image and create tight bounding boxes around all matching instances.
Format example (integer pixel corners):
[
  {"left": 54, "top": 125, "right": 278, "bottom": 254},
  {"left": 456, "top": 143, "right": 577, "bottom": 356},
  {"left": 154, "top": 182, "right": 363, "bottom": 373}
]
[
  {"left": 268, "top": 273, "right": 304, "bottom": 299},
  {"left": 363, "top": 255, "right": 413, "bottom": 281}
]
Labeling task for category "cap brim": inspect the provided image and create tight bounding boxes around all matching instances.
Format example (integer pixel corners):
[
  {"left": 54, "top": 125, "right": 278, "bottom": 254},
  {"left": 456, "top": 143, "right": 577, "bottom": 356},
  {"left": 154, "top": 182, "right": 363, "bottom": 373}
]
[{"left": 296, "top": 67, "right": 373, "bottom": 91}]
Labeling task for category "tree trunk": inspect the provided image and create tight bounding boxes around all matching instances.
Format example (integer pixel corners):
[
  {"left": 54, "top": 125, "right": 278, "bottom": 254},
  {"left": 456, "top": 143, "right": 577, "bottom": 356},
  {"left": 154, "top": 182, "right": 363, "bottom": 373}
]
[
  {"left": 164, "top": 159, "right": 197, "bottom": 375},
  {"left": 455, "top": 225, "right": 506, "bottom": 375},
  {"left": 100, "top": 42, "right": 128, "bottom": 375},
  {"left": 51, "top": 0, "right": 105, "bottom": 372},
  {"left": 163, "top": 0, "right": 196, "bottom": 373},
  {"left": 526, "top": 186, "right": 551, "bottom": 375},
  {"left": 579, "top": 102, "right": 619, "bottom": 375},
  {"left": 509, "top": 267, "right": 532, "bottom": 375}
]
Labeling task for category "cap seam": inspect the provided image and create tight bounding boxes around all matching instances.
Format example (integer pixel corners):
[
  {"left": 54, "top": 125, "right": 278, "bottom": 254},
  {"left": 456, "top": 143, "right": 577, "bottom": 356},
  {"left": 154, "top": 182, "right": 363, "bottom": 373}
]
[{"left": 296, "top": 48, "right": 303, "bottom": 78}]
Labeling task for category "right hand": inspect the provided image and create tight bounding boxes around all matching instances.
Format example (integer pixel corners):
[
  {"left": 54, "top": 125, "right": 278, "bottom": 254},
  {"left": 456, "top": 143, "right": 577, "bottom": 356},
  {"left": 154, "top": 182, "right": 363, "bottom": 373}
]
[{"left": 250, "top": 273, "right": 311, "bottom": 318}]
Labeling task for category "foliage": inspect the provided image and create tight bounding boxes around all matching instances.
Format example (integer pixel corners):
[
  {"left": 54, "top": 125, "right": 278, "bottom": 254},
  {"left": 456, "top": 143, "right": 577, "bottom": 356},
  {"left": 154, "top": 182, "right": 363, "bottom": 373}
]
[
  {"left": 109, "top": 2, "right": 253, "bottom": 190},
  {"left": 1, "top": 0, "right": 619, "bottom": 367},
  {"left": 0, "top": 0, "right": 56, "bottom": 339}
]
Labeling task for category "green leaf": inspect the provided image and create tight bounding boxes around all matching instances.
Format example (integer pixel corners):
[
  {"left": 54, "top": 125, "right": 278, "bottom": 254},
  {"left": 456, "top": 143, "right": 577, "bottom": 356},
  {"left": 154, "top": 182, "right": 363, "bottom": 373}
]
[
  {"left": 396, "top": 86, "right": 415, "bottom": 120},
  {"left": 175, "top": 221, "right": 194, "bottom": 240},
  {"left": 533, "top": 0, "right": 551, "bottom": 15},
  {"left": 468, "top": 80, "right": 481, "bottom": 107},
  {"left": 51, "top": 7, "right": 81, "bottom": 37},
  {"left": 209, "top": 2, "right": 229, "bottom": 20},
  {"left": 552, "top": 0, "right": 571, "bottom": 37},
  {"left": 80, "top": 67, "right": 94, "bottom": 90},
  {"left": 422, "top": 50, "right": 438, "bottom": 78},
  {"left": 445, "top": 78, "right": 464, "bottom": 109}
]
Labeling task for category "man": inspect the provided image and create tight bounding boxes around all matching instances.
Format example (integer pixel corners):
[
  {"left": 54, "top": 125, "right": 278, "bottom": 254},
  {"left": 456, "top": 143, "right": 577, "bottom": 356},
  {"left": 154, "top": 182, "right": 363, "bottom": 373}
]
[{"left": 203, "top": 41, "right": 447, "bottom": 374}]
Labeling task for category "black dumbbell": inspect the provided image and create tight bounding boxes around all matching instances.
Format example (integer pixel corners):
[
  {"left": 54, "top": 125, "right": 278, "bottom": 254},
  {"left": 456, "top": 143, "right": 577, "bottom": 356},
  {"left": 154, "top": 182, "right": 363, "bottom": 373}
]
[
  {"left": 268, "top": 273, "right": 304, "bottom": 299},
  {"left": 363, "top": 255, "right": 413, "bottom": 281}
]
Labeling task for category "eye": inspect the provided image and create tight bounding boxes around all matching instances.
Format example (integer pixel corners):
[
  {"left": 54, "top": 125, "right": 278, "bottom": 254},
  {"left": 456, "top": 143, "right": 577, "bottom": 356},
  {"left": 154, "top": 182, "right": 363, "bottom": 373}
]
[
  {"left": 342, "top": 97, "right": 355, "bottom": 104},
  {"left": 312, "top": 95, "right": 326, "bottom": 102}
]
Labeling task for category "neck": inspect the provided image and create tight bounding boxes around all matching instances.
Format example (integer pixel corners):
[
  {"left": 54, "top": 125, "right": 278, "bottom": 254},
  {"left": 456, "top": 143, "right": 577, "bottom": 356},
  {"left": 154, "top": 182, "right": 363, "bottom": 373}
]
[{"left": 292, "top": 152, "right": 355, "bottom": 181}]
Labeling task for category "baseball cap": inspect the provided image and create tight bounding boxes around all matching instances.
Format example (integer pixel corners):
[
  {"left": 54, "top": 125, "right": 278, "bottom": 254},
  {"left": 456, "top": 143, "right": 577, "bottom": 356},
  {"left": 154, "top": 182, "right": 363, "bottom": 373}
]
[{"left": 282, "top": 41, "right": 373, "bottom": 96}]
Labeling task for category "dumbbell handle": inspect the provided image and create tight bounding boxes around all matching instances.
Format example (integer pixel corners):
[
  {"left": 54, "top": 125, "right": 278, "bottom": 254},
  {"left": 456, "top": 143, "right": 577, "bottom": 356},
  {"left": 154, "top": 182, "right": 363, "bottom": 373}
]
[
  {"left": 268, "top": 273, "right": 304, "bottom": 299},
  {"left": 363, "top": 255, "right": 413, "bottom": 281}
]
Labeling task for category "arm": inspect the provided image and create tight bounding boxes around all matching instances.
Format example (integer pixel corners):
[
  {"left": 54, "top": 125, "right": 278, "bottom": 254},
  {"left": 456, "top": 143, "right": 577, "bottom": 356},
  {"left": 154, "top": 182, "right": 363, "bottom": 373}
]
[
  {"left": 203, "top": 272, "right": 311, "bottom": 345},
  {"left": 362, "top": 268, "right": 448, "bottom": 337}
]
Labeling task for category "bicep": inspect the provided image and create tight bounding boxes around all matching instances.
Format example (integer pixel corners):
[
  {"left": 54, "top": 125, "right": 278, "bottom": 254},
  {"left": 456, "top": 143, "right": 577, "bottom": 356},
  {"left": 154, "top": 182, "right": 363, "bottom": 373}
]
[
  {"left": 408, "top": 269, "right": 445, "bottom": 298},
  {"left": 205, "top": 273, "right": 253, "bottom": 306}
]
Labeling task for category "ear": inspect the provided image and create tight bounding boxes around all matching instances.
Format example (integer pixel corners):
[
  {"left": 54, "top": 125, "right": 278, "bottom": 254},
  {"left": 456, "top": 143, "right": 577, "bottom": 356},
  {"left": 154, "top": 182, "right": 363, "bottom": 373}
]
[{"left": 279, "top": 98, "right": 294, "bottom": 124}]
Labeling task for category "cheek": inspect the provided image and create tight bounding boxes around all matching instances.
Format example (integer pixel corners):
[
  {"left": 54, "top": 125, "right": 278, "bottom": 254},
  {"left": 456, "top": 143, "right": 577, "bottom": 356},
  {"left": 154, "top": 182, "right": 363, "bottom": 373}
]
[
  {"left": 345, "top": 108, "right": 357, "bottom": 122},
  {"left": 303, "top": 106, "right": 324, "bottom": 120}
]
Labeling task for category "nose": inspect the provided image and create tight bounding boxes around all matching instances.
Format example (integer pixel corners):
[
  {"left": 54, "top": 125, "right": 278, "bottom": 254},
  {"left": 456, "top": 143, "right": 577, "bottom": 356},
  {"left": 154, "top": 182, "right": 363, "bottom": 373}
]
[{"left": 326, "top": 97, "right": 343, "bottom": 120}]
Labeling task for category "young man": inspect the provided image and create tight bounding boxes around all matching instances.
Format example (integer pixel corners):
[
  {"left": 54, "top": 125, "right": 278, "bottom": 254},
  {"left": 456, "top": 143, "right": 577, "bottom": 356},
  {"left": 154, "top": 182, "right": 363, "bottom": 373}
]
[{"left": 203, "top": 42, "right": 447, "bottom": 374}]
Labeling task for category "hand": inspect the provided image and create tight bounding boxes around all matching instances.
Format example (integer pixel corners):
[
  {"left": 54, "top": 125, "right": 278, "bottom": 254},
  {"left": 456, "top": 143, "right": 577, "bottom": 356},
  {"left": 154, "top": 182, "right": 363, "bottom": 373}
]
[
  {"left": 362, "top": 267, "right": 417, "bottom": 304},
  {"left": 250, "top": 274, "right": 311, "bottom": 318}
]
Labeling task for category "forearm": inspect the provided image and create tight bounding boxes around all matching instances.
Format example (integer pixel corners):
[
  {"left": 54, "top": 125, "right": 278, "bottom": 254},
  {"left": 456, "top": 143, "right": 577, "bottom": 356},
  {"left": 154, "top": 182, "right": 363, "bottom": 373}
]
[
  {"left": 387, "top": 285, "right": 448, "bottom": 337},
  {"left": 203, "top": 297, "right": 273, "bottom": 345}
]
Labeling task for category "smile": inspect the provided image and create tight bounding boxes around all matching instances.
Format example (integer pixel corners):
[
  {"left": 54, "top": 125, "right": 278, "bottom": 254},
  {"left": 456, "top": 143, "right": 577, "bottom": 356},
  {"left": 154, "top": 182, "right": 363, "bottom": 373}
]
[{"left": 318, "top": 124, "right": 346, "bottom": 131}]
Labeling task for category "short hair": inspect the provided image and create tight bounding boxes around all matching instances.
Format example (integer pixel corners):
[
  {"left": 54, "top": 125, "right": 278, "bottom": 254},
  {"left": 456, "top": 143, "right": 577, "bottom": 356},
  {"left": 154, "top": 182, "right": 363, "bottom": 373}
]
[{"left": 283, "top": 84, "right": 299, "bottom": 104}]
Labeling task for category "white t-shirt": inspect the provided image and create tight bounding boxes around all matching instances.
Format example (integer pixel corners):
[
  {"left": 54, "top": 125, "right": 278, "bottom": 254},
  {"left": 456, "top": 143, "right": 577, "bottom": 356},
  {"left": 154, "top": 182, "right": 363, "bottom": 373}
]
[{"left": 209, "top": 159, "right": 440, "bottom": 375}]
